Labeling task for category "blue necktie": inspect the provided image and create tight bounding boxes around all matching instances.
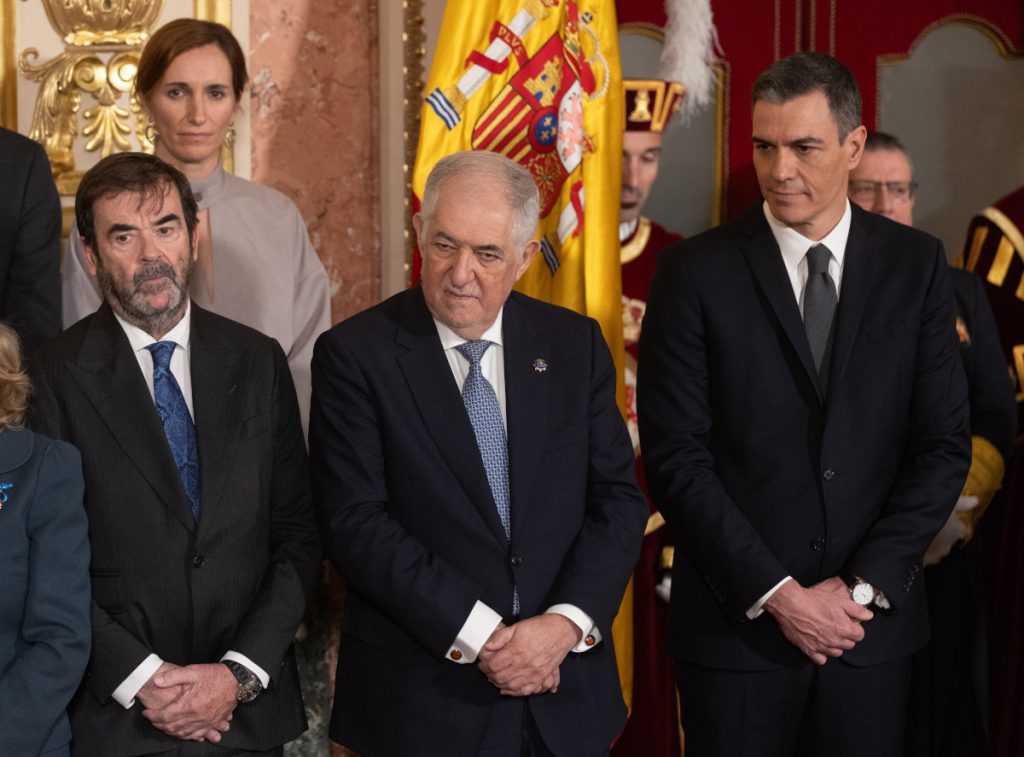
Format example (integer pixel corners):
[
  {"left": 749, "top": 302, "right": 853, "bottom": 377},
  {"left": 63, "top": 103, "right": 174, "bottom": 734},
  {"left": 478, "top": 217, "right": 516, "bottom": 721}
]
[
  {"left": 803, "top": 243, "right": 838, "bottom": 381},
  {"left": 147, "top": 341, "right": 200, "bottom": 521},
  {"left": 456, "top": 340, "right": 519, "bottom": 615}
]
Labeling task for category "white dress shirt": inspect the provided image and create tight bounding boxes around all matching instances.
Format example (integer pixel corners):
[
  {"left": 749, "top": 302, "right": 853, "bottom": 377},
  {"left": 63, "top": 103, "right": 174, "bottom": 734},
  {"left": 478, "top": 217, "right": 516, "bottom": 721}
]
[
  {"left": 433, "top": 309, "right": 600, "bottom": 663},
  {"left": 108, "top": 303, "right": 270, "bottom": 707},
  {"left": 746, "top": 202, "right": 852, "bottom": 620}
]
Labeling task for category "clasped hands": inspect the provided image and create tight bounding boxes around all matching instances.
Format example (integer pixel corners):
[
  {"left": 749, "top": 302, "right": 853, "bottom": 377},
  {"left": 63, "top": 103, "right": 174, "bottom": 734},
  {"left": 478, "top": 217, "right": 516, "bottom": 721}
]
[
  {"left": 477, "top": 614, "right": 582, "bottom": 697},
  {"left": 764, "top": 576, "right": 874, "bottom": 666},
  {"left": 137, "top": 661, "right": 238, "bottom": 742}
]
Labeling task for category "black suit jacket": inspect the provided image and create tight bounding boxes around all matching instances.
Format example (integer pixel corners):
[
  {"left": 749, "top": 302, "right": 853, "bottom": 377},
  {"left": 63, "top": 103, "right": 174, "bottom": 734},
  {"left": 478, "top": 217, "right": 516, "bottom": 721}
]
[
  {"left": 0, "top": 429, "right": 90, "bottom": 755},
  {"left": 0, "top": 127, "right": 61, "bottom": 354},
  {"left": 638, "top": 202, "right": 971, "bottom": 671},
  {"left": 30, "top": 303, "right": 321, "bottom": 756},
  {"left": 310, "top": 288, "right": 647, "bottom": 757}
]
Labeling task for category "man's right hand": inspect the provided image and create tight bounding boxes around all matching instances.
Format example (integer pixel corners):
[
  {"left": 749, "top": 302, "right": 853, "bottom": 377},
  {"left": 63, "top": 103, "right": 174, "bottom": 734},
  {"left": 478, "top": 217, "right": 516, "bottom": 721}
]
[
  {"left": 137, "top": 662, "right": 185, "bottom": 711},
  {"left": 763, "top": 578, "right": 873, "bottom": 665},
  {"left": 137, "top": 662, "right": 225, "bottom": 742}
]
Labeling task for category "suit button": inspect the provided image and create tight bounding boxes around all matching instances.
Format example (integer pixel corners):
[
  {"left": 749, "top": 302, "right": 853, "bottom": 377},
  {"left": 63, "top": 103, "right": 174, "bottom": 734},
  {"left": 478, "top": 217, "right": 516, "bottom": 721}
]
[
  {"left": 192, "top": 555, "right": 206, "bottom": 569},
  {"left": 810, "top": 538, "right": 825, "bottom": 552},
  {"left": 449, "top": 649, "right": 463, "bottom": 661},
  {"left": 510, "top": 553, "right": 523, "bottom": 568},
  {"left": 823, "top": 469, "right": 835, "bottom": 480},
  {"left": 584, "top": 634, "right": 596, "bottom": 647}
]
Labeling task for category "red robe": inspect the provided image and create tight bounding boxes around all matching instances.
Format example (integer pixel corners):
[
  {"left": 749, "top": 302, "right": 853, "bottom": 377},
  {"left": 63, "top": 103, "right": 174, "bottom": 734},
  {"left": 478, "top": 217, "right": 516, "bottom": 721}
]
[
  {"left": 962, "top": 187, "right": 1024, "bottom": 757},
  {"left": 614, "top": 217, "right": 683, "bottom": 757}
]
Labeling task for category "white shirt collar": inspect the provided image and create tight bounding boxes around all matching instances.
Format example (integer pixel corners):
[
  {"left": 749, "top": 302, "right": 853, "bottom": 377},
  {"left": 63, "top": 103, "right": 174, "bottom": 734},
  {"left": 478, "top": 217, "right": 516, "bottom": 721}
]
[
  {"left": 763, "top": 199, "right": 852, "bottom": 272},
  {"left": 619, "top": 218, "right": 638, "bottom": 243},
  {"left": 112, "top": 300, "right": 192, "bottom": 355},
  {"left": 433, "top": 307, "right": 504, "bottom": 350}
]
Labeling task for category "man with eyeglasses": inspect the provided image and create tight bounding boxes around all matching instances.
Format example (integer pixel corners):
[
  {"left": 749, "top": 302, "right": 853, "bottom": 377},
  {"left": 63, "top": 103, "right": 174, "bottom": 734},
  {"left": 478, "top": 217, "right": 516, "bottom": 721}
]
[
  {"left": 847, "top": 132, "right": 919, "bottom": 226},
  {"left": 849, "top": 132, "right": 1017, "bottom": 757}
]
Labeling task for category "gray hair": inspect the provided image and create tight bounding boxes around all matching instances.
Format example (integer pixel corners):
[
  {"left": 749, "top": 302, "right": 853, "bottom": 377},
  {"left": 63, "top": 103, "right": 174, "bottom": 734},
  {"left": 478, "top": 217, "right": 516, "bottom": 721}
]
[
  {"left": 420, "top": 150, "right": 541, "bottom": 254},
  {"left": 864, "top": 131, "right": 913, "bottom": 172},
  {"left": 752, "top": 52, "right": 862, "bottom": 143}
]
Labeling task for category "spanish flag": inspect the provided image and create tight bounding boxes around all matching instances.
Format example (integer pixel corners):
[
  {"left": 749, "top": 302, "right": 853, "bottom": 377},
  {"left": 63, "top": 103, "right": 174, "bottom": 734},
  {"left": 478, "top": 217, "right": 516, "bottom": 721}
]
[{"left": 411, "top": 0, "right": 633, "bottom": 711}]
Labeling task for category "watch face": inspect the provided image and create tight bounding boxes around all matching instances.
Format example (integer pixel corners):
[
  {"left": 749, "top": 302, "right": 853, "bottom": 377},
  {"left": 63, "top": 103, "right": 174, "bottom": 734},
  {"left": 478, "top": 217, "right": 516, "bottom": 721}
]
[{"left": 851, "top": 582, "right": 875, "bottom": 606}]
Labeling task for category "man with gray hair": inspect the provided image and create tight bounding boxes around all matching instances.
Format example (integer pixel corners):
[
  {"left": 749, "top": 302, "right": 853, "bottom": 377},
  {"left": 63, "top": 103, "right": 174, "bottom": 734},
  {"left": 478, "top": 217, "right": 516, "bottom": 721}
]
[
  {"left": 639, "top": 53, "right": 970, "bottom": 755},
  {"left": 310, "top": 149, "right": 647, "bottom": 756}
]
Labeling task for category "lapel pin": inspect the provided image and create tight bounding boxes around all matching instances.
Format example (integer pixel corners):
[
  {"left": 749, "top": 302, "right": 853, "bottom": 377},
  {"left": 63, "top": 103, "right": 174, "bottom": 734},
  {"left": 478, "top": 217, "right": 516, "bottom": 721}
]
[
  {"left": 532, "top": 358, "right": 548, "bottom": 373},
  {"left": 0, "top": 481, "right": 13, "bottom": 509}
]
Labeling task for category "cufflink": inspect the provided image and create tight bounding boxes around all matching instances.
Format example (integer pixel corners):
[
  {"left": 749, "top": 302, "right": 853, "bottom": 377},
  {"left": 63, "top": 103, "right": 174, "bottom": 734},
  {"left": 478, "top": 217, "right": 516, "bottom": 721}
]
[
  {"left": 449, "top": 649, "right": 463, "bottom": 661},
  {"left": 584, "top": 634, "right": 596, "bottom": 647}
]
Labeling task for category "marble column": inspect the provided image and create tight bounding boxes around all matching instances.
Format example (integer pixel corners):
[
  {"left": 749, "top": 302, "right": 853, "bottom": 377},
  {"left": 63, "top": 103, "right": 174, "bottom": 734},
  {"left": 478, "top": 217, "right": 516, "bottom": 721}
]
[{"left": 249, "top": 2, "right": 379, "bottom": 755}]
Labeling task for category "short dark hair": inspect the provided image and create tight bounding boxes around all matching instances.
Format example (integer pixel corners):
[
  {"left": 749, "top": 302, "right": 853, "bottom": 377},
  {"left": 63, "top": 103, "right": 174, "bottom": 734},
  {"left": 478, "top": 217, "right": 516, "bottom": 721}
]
[
  {"left": 751, "top": 52, "right": 862, "bottom": 142},
  {"left": 136, "top": 18, "right": 248, "bottom": 102},
  {"left": 76, "top": 152, "right": 199, "bottom": 248},
  {"left": 864, "top": 131, "right": 906, "bottom": 154}
]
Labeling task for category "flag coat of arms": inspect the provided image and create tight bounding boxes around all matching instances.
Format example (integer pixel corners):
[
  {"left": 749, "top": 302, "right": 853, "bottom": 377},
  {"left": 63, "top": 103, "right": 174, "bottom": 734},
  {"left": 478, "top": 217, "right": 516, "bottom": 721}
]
[{"left": 411, "top": 0, "right": 633, "bottom": 710}]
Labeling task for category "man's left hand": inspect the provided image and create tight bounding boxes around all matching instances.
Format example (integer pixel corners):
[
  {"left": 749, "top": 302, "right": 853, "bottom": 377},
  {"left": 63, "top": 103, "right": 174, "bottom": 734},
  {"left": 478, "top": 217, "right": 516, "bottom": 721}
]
[
  {"left": 477, "top": 614, "right": 580, "bottom": 696},
  {"left": 142, "top": 663, "right": 238, "bottom": 742}
]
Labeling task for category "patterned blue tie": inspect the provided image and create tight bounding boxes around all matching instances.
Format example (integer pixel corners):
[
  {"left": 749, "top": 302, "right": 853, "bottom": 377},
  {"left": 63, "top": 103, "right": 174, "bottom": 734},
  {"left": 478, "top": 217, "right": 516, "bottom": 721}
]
[
  {"left": 456, "top": 340, "right": 519, "bottom": 615},
  {"left": 147, "top": 341, "right": 200, "bottom": 522}
]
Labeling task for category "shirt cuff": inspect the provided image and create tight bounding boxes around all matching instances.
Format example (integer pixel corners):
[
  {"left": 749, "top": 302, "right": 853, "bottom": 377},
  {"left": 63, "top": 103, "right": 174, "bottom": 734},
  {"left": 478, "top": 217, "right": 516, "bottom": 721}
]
[
  {"left": 448, "top": 601, "right": 503, "bottom": 664},
  {"left": 112, "top": 654, "right": 163, "bottom": 709},
  {"left": 746, "top": 576, "right": 793, "bottom": 620},
  {"left": 546, "top": 604, "right": 600, "bottom": 652},
  {"left": 221, "top": 650, "right": 271, "bottom": 689}
]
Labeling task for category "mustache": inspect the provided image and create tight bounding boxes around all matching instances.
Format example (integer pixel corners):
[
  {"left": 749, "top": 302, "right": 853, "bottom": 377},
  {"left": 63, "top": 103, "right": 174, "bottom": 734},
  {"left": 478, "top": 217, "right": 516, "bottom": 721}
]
[{"left": 133, "top": 261, "right": 178, "bottom": 285}]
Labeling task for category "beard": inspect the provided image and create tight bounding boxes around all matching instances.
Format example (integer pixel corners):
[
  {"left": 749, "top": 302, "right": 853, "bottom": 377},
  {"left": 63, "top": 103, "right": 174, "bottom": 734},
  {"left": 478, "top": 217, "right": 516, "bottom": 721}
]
[{"left": 97, "top": 258, "right": 193, "bottom": 338}]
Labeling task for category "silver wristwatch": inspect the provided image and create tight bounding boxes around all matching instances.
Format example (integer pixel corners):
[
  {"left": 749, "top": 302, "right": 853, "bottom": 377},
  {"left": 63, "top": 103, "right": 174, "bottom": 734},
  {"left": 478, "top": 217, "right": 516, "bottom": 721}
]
[
  {"left": 223, "top": 660, "right": 263, "bottom": 704},
  {"left": 849, "top": 579, "right": 876, "bottom": 606}
]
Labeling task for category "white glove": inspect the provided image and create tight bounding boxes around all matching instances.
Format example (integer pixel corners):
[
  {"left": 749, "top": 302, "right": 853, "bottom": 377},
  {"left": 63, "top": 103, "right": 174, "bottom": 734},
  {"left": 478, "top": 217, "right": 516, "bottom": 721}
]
[
  {"left": 923, "top": 496, "right": 979, "bottom": 566},
  {"left": 655, "top": 574, "right": 672, "bottom": 604}
]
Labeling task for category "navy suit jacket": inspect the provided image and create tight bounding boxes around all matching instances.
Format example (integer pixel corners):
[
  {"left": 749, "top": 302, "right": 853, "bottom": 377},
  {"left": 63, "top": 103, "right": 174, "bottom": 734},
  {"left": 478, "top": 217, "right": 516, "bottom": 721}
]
[
  {"left": 639, "top": 202, "right": 972, "bottom": 671},
  {"left": 0, "top": 127, "right": 61, "bottom": 354},
  {"left": 0, "top": 428, "right": 89, "bottom": 755},
  {"left": 310, "top": 287, "right": 647, "bottom": 756},
  {"left": 30, "top": 303, "right": 321, "bottom": 756}
]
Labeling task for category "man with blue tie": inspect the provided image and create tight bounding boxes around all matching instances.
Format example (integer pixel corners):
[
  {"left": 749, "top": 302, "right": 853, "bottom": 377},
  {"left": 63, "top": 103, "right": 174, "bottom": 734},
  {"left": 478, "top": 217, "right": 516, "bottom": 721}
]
[
  {"left": 310, "top": 150, "right": 648, "bottom": 756},
  {"left": 30, "top": 152, "right": 320, "bottom": 756}
]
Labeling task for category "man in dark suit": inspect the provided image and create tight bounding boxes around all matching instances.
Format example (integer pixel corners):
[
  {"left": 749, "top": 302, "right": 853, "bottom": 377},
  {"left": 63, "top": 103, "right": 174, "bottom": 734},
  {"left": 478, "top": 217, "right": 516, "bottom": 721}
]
[
  {"left": 848, "top": 132, "right": 1017, "bottom": 756},
  {"left": 30, "top": 152, "right": 320, "bottom": 756},
  {"left": 310, "top": 150, "right": 648, "bottom": 756},
  {"left": 0, "top": 126, "right": 61, "bottom": 354},
  {"left": 638, "top": 53, "right": 972, "bottom": 757}
]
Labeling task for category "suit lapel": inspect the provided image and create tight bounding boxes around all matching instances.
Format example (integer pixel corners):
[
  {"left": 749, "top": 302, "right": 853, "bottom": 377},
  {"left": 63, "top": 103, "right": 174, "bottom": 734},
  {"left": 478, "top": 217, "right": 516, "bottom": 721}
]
[
  {"left": 825, "top": 208, "right": 877, "bottom": 400},
  {"left": 396, "top": 288, "right": 509, "bottom": 548},
  {"left": 68, "top": 305, "right": 195, "bottom": 531},
  {"left": 502, "top": 294, "right": 548, "bottom": 542},
  {"left": 740, "top": 205, "right": 824, "bottom": 401},
  {"left": 189, "top": 306, "right": 247, "bottom": 535}
]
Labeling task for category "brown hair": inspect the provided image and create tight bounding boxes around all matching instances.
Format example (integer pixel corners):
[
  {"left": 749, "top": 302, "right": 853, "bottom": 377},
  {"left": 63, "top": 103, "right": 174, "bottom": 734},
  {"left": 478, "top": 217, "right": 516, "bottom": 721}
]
[
  {"left": 76, "top": 152, "right": 199, "bottom": 248},
  {"left": 136, "top": 18, "right": 248, "bottom": 103},
  {"left": 0, "top": 323, "right": 30, "bottom": 429}
]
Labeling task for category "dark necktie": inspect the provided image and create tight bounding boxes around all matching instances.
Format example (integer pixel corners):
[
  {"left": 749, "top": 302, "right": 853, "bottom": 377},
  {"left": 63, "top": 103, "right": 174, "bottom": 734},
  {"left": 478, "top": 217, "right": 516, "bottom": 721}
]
[
  {"left": 147, "top": 341, "right": 200, "bottom": 521},
  {"left": 456, "top": 339, "right": 519, "bottom": 615},
  {"left": 803, "top": 244, "right": 838, "bottom": 379}
]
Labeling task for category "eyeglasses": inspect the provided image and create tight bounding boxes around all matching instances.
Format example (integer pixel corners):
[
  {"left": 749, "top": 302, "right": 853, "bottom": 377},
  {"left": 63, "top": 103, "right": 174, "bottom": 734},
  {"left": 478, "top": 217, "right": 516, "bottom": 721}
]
[{"left": 848, "top": 180, "right": 918, "bottom": 205}]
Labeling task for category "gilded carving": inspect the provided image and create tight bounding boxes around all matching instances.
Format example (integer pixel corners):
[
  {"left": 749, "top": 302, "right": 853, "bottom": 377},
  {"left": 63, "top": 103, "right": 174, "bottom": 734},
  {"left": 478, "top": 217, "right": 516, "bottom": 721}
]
[{"left": 17, "top": 0, "right": 164, "bottom": 193}]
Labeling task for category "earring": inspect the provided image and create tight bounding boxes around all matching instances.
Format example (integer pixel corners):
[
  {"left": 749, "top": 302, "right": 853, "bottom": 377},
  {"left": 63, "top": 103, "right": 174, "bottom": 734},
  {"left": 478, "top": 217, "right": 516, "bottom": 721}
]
[
  {"left": 224, "top": 122, "right": 236, "bottom": 148},
  {"left": 144, "top": 123, "right": 157, "bottom": 144}
]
